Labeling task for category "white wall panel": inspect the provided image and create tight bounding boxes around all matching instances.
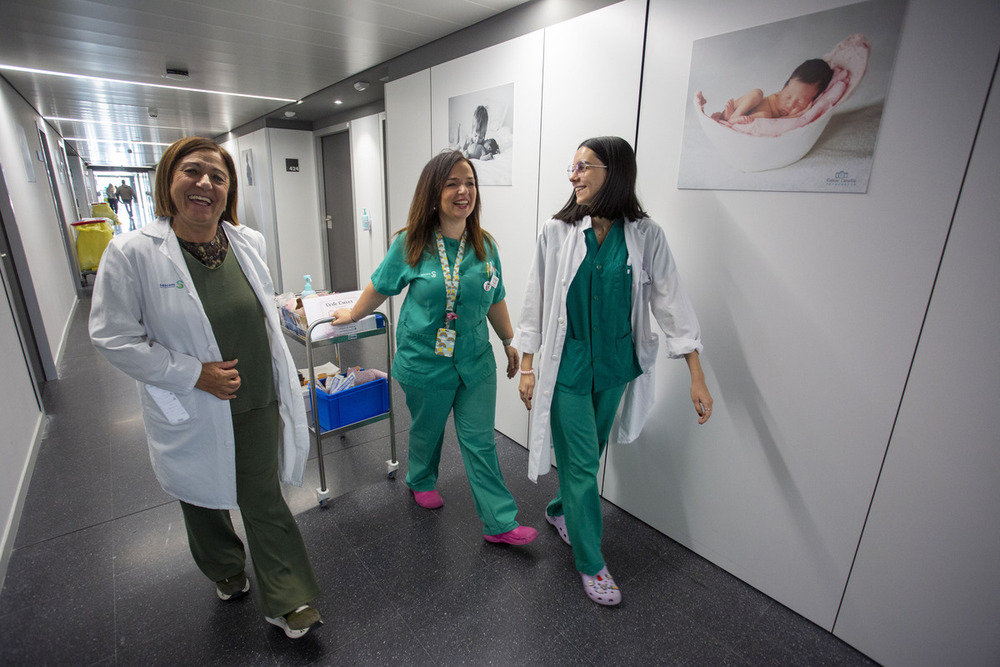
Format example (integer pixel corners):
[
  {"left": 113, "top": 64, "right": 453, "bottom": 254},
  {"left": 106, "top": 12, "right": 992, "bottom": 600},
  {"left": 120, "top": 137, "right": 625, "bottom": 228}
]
[
  {"left": 537, "top": 0, "right": 646, "bottom": 229},
  {"left": 834, "top": 49, "right": 1000, "bottom": 667},
  {"left": 385, "top": 70, "right": 432, "bottom": 238},
  {"left": 349, "top": 114, "right": 389, "bottom": 288},
  {"left": 430, "top": 32, "right": 545, "bottom": 445},
  {"left": 0, "top": 80, "right": 76, "bottom": 369},
  {"left": 0, "top": 268, "right": 43, "bottom": 580},
  {"left": 384, "top": 69, "right": 433, "bottom": 331},
  {"left": 611, "top": 0, "right": 998, "bottom": 630},
  {"left": 268, "top": 128, "right": 324, "bottom": 294},
  {"left": 236, "top": 130, "right": 280, "bottom": 288}
]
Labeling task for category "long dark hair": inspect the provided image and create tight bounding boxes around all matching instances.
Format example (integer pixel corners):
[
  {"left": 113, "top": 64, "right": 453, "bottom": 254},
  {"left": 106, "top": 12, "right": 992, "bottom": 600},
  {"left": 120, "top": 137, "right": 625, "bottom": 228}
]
[
  {"left": 553, "top": 136, "right": 647, "bottom": 224},
  {"left": 154, "top": 137, "right": 239, "bottom": 225},
  {"left": 401, "top": 150, "right": 493, "bottom": 266}
]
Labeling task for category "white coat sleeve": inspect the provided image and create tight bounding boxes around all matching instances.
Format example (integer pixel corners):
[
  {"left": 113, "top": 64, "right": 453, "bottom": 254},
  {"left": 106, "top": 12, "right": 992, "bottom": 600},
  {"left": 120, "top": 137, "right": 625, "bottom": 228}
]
[
  {"left": 89, "top": 242, "right": 203, "bottom": 394},
  {"left": 512, "top": 223, "right": 548, "bottom": 354},
  {"left": 646, "top": 224, "right": 703, "bottom": 357}
]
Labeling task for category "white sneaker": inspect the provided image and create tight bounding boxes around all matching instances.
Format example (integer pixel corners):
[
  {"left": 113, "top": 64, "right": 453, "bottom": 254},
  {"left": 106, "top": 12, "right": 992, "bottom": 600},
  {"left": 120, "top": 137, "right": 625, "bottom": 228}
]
[{"left": 265, "top": 605, "right": 323, "bottom": 639}]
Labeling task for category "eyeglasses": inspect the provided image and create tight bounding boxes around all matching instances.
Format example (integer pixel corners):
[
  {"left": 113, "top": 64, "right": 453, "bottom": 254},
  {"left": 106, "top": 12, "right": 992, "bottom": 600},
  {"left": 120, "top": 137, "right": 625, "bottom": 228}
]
[{"left": 566, "top": 161, "right": 608, "bottom": 176}]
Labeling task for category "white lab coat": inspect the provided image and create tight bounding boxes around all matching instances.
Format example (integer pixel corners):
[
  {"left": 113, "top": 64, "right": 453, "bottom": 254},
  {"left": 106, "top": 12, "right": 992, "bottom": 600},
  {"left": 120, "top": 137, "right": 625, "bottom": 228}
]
[
  {"left": 513, "top": 216, "right": 703, "bottom": 482},
  {"left": 89, "top": 217, "right": 309, "bottom": 509}
]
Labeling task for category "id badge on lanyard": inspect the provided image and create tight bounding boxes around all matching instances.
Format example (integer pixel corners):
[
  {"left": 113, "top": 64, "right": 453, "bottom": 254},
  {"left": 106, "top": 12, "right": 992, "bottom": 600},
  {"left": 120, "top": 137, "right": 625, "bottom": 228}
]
[{"left": 435, "top": 230, "right": 466, "bottom": 357}]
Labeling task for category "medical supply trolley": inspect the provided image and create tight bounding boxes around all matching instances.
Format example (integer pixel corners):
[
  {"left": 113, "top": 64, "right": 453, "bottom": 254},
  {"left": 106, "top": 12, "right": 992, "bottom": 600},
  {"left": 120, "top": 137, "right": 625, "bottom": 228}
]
[{"left": 283, "top": 312, "right": 398, "bottom": 506}]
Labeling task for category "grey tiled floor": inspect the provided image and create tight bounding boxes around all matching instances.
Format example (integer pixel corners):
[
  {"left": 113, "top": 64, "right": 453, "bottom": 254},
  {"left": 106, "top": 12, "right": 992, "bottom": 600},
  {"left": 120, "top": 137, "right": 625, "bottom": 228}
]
[{"left": 0, "top": 295, "right": 878, "bottom": 665}]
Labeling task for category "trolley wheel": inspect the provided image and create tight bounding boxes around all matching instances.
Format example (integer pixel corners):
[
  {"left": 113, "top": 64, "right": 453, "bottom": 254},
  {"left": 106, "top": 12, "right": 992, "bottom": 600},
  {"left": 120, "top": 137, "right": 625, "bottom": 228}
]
[
  {"left": 316, "top": 487, "right": 332, "bottom": 507},
  {"left": 386, "top": 459, "right": 399, "bottom": 479}
]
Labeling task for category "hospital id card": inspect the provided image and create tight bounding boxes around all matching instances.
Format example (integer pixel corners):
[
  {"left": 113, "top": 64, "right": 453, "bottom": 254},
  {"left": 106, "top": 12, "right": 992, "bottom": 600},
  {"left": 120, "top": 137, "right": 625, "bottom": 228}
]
[
  {"left": 435, "top": 327, "right": 456, "bottom": 357},
  {"left": 145, "top": 385, "right": 191, "bottom": 424}
]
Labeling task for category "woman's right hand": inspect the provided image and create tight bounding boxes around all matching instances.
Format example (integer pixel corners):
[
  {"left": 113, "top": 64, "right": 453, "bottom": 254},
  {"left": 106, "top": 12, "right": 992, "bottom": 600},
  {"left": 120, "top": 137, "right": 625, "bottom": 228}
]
[
  {"left": 195, "top": 359, "right": 241, "bottom": 400},
  {"left": 518, "top": 372, "right": 534, "bottom": 411}
]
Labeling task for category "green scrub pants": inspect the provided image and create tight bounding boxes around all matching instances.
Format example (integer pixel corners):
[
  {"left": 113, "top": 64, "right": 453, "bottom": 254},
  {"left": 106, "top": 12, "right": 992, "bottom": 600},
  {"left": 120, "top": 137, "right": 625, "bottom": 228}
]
[
  {"left": 180, "top": 402, "right": 319, "bottom": 618},
  {"left": 547, "top": 383, "right": 628, "bottom": 576},
  {"left": 400, "top": 376, "right": 519, "bottom": 536}
]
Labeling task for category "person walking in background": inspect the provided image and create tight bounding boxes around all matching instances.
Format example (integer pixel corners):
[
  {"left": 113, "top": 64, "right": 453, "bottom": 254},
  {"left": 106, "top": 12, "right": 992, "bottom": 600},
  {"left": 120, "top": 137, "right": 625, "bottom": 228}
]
[
  {"left": 89, "top": 137, "right": 323, "bottom": 639},
  {"left": 105, "top": 182, "right": 118, "bottom": 214},
  {"left": 514, "top": 136, "right": 713, "bottom": 606},
  {"left": 330, "top": 150, "right": 537, "bottom": 546},
  {"left": 116, "top": 179, "right": 136, "bottom": 228}
]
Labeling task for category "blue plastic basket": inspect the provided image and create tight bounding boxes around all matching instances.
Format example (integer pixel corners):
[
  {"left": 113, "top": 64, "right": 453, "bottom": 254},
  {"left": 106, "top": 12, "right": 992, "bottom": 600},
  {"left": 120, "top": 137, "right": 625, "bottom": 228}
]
[{"left": 313, "top": 377, "right": 389, "bottom": 431}]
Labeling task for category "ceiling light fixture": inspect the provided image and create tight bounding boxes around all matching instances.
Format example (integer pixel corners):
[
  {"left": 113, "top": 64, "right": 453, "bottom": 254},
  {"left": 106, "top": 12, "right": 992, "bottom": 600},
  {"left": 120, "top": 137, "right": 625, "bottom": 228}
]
[
  {"left": 283, "top": 111, "right": 296, "bottom": 118},
  {"left": 45, "top": 116, "right": 185, "bottom": 130},
  {"left": 353, "top": 81, "right": 369, "bottom": 92},
  {"left": 333, "top": 99, "right": 343, "bottom": 105},
  {"left": 64, "top": 138, "right": 173, "bottom": 146},
  {"left": 0, "top": 64, "right": 297, "bottom": 103}
]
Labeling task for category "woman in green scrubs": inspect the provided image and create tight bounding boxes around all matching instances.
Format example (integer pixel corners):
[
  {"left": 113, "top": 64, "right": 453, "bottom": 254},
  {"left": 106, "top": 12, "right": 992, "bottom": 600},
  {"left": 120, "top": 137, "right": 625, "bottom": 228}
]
[
  {"left": 331, "top": 150, "right": 537, "bottom": 546},
  {"left": 514, "top": 137, "right": 714, "bottom": 605}
]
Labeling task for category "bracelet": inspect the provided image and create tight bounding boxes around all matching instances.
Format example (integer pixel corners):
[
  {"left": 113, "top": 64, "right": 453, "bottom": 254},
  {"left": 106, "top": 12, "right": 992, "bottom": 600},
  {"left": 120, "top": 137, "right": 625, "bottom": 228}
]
[{"left": 518, "top": 368, "right": 534, "bottom": 375}]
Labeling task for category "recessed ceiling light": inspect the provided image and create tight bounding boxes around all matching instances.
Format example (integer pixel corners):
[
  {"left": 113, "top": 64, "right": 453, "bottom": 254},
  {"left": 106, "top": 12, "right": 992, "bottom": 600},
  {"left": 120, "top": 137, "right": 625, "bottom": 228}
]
[
  {"left": 284, "top": 111, "right": 296, "bottom": 118},
  {"left": 353, "top": 81, "right": 369, "bottom": 92},
  {"left": 334, "top": 99, "right": 343, "bottom": 105}
]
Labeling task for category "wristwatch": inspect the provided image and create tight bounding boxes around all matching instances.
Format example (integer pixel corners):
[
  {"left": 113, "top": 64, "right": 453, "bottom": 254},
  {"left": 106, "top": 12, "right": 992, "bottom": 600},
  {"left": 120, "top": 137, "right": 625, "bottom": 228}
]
[{"left": 501, "top": 337, "right": 513, "bottom": 347}]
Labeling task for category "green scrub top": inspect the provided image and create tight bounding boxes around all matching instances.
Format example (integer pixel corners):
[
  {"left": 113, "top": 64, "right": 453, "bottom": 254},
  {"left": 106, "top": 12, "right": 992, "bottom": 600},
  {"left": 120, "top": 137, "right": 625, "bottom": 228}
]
[
  {"left": 556, "top": 219, "right": 642, "bottom": 395},
  {"left": 372, "top": 231, "right": 505, "bottom": 388}
]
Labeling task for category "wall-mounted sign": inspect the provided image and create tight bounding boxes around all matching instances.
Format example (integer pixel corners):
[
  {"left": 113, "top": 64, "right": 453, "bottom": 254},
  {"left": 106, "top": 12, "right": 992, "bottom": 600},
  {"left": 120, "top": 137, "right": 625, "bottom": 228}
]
[{"left": 286, "top": 158, "right": 299, "bottom": 173}]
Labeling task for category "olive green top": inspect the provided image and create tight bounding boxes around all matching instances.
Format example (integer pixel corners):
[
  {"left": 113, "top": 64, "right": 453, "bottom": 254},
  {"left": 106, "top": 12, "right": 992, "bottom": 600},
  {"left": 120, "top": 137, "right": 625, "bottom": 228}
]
[{"left": 182, "top": 247, "right": 276, "bottom": 414}]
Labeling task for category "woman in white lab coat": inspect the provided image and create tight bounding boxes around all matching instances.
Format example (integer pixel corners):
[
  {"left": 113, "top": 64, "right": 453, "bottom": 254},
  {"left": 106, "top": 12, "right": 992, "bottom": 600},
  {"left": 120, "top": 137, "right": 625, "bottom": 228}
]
[
  {"left": 89, "top": 137, "right": 321, "bottom": 639},
  {"left": 514, "top": 136, "right": 713, "bottom": 606}
]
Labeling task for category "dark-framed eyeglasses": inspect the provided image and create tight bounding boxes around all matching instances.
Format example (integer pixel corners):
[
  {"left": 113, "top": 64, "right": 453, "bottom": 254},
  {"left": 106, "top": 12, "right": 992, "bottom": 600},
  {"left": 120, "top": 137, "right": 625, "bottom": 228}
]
[{"left": 566, "top": 161, "right": 608, "bottom": 176}]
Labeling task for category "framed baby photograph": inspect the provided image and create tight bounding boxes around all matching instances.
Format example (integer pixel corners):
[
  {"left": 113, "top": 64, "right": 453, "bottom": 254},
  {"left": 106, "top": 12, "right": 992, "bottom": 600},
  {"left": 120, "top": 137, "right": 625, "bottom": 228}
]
[
  {"left": 447, "top": 83, "right": 515, "bottom": 186},
  {"left": 677, "top": 0, "right": 905, "bottom": 193}
]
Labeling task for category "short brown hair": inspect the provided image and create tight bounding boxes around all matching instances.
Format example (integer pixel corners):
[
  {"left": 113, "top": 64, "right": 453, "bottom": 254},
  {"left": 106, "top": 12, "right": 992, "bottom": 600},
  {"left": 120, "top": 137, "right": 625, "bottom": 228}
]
[
  {"left": 154, "top": 137, "right": 240, "bottom": 225},
  {"left": 401, "top": 150, "right": 492, "bottom": 266}
]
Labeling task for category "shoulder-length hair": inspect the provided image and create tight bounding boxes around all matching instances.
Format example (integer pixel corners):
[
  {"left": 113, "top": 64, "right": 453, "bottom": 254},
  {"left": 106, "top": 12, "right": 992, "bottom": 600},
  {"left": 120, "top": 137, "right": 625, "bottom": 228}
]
[
  {"left": 401, "top": 150, "right": 493, "bottom": 266},
  {"left": 154, "top": 137, "right": 240, "bottom": 225},
  {"left": 553, "top": 136, "right": 647, "bottom": 224}
]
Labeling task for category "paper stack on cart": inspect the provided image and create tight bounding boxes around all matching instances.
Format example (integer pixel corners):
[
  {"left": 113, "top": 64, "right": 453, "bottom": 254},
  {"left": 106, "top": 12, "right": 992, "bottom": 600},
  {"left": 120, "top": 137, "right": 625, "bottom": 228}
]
[{"left": 301, "top": 290, "right": 385, "bottom": 340}]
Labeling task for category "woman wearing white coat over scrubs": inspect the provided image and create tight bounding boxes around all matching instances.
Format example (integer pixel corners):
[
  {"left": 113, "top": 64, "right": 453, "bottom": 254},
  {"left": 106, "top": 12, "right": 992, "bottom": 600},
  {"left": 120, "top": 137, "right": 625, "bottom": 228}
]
[
  {"left": 89, "top": 137, "right": 322, "bottom": 639},
  {"left": 514, "top": 136, "right": 713, "bottom": 606}
]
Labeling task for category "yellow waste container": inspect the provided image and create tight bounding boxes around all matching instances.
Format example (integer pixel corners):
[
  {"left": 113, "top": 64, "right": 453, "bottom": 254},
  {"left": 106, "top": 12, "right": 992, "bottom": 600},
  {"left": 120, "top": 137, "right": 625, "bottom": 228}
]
[{"left": 72, "top": 219, "right": 114, "bottom": 280}]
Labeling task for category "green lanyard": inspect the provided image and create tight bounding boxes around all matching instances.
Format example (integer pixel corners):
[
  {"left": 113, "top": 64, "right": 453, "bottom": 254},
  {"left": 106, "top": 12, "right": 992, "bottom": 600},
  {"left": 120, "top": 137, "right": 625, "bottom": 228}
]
[{"left": 434, "top": 229, "right": 466, "bottom": 330}]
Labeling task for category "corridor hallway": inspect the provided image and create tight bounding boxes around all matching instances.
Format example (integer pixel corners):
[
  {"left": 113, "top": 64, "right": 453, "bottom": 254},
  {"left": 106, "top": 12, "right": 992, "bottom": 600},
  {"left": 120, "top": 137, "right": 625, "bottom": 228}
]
[{"left": 0, "top": 294, "right": 875, "bottom": 665}]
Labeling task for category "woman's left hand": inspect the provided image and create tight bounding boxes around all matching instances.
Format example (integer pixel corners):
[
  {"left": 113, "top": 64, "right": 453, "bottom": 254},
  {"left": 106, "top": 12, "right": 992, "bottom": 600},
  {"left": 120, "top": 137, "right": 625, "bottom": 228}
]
[
  {"left": 503, "top": 345, "right": 519, "bottom": 379},
  {"left": 692, "top": 380, "right": 714, "bottom": 424}
]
